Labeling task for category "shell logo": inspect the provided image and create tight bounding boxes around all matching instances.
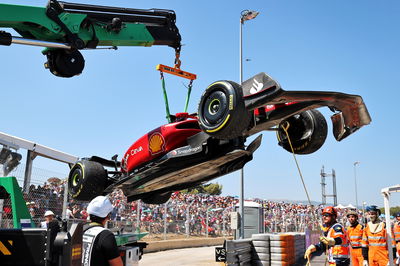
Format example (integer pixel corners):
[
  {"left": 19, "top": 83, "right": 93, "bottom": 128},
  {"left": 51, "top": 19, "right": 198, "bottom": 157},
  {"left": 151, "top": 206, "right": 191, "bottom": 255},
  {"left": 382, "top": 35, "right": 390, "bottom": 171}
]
[{"left": 149, "top": 132, "right": 165, "bottom": 155}]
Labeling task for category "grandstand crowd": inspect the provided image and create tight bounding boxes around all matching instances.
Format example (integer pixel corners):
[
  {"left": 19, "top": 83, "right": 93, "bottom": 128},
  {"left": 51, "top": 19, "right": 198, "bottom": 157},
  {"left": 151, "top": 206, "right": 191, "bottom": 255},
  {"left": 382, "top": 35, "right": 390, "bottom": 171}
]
[{"left": 2, "top": 182, "right": 367, "bottom": 236}]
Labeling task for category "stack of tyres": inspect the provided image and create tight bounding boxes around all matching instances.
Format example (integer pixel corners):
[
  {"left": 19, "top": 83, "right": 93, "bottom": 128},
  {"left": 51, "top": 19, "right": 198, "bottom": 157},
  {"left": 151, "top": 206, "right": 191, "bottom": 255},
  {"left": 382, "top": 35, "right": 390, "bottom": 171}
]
[
  {"left": 225, "top": 239, "right": 253, "bottom": 266},
  {"left": 270, "top": 234, "right": 295, "bottom": 266},
  {"left": 251, "top": 233, "right": 271, "bottom": 266},
  {"left": 293, "top": 233, "right": 306, "bottom": 264}
]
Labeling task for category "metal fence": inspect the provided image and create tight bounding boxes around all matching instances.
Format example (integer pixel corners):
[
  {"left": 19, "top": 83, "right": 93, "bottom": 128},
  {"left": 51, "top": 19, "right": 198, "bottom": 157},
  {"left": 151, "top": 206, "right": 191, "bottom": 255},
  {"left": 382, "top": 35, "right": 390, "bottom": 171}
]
[{"left": 1, "top": 163, "right": 366, "bottom": 239}]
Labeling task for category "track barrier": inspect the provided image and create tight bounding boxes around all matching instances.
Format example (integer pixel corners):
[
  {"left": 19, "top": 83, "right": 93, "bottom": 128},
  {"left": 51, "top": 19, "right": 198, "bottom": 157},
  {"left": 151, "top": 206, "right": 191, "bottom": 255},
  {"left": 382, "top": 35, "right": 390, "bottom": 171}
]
[{"left": 224, "top": 232, "right": 307, "bottom": 266}]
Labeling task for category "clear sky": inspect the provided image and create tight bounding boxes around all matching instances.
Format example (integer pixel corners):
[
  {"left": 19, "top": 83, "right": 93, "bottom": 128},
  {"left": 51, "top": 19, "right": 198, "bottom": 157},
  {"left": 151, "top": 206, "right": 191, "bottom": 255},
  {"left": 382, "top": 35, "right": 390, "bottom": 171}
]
[{"left": 1, "top": 0, "right": 399, "bottom": 207}]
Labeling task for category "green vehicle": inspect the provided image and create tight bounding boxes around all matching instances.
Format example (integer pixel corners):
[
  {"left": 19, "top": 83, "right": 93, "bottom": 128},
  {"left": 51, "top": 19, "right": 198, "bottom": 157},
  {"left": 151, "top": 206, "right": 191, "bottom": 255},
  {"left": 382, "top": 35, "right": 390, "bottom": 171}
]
[{"left": 0, "top": 0, "right": 182, "bottom": 77}]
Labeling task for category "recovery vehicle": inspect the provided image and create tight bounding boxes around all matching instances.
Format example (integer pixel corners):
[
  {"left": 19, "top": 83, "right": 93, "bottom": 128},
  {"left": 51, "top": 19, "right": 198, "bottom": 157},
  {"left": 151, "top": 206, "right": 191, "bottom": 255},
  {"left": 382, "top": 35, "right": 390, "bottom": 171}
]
[{"left": 0, "top": 0, "right": 182, "bottom": 77}]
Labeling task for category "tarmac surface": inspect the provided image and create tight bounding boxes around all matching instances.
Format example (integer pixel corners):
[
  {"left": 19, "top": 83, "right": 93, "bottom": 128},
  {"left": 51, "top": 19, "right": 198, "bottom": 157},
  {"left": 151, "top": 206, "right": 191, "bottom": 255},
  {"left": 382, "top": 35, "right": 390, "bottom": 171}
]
[
  {"left": 140, "top": 245, "right": 222, "bottom": 266},
  {"left": 139, "top": 245, "right": 327, "bottom": 265}
]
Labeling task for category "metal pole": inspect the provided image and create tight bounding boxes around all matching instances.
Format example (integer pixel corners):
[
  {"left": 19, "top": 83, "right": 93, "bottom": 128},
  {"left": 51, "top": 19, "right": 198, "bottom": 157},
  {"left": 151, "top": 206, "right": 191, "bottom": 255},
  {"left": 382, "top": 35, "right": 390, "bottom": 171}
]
[
  {"left": 185, "top": 200, "right": 194, "bottom": 238},
  {"left": 0, "top": 199, "right": 3, "bottom": 227},
  {"left": 23, "top": 150, "right": 34, "bottom": 193},
  {"left": 383, "top": 191, "right": 394, "bottom": 265},
  {"left": 163, "top": 199, "right": 169, "bottom": 240},
  {"left": 332, "top": 169, "right": 337, "bottom": 206},
  {"left": 354, "top": 162, "right": 360, "bottom": 209},
  {"left": 321, "top": 166, "right": 326, "bottom": 205},
  {"left": 362, "top": 202, "right": 366, "bottom": 224},
  {"left": 136, "top": 200, "right": 141, "bottom": 233},
  {"left": 223, "top": 211, "right": 226, "bottom": 236},
  {"left": 62, "top": 180, "right": 68, "bottom": 219},
  {"left": 11, "top": 36, "right": 71, "bottom": 49},
  {"left": 206, "top": 207, "right": 209, "bottom": 238},
  {"left": 239, "top": 16, "right": 245, "bottom": 240}
]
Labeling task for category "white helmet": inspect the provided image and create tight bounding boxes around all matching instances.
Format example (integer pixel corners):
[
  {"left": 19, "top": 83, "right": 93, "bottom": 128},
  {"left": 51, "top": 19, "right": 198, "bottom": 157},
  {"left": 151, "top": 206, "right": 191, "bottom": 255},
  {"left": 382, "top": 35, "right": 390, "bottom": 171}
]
[
  {"left": 87, "top": 196, "right": 113, "bottom": 218},
  {"left": 44, "top": 210, "right": 55, "bottom": 217}
]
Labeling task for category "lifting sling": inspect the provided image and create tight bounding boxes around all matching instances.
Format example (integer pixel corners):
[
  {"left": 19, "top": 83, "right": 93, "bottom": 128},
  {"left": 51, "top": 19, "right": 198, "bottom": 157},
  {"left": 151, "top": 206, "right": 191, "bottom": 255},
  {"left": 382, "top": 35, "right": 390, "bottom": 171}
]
[{"left": 156, "top": 63, "right": 197, "bottom": 123}]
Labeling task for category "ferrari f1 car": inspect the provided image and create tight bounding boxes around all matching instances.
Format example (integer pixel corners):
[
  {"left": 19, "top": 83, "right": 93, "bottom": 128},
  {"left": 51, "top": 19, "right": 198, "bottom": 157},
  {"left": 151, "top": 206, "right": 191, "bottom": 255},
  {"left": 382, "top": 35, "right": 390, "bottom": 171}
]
[
  {"left": 0, "top": 0, "right": 182, "bottom": 77},
  {"left": 68, "top": 72, "right": 371, "bottom": 204}
]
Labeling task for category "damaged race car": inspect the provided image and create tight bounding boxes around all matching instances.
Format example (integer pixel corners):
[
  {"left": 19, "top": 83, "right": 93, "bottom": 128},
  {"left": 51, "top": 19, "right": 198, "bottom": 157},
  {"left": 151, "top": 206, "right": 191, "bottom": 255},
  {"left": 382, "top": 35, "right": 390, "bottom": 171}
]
[{"left": 68, "top": 72, "right": 371, "bottom": 204}]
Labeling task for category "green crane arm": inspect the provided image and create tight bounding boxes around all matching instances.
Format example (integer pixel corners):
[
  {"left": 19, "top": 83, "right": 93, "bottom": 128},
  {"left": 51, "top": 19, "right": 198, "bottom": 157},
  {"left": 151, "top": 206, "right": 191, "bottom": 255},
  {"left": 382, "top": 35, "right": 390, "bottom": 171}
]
[{"left": 0, "top": 0, "right": 182, "bottom": 77}]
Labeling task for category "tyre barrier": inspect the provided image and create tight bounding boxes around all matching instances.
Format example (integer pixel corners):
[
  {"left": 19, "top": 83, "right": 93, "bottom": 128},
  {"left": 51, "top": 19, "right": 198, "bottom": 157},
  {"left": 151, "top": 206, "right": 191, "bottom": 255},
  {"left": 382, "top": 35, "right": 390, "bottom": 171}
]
[
  {"left": 225, "top": 233, "right": 306, "bottom": 266},
  {"left": 251, "top": 234, "right": 270, "bottom": 266},
  {"left": 225, "top": 239, "right": 253, "bottom": 266}
]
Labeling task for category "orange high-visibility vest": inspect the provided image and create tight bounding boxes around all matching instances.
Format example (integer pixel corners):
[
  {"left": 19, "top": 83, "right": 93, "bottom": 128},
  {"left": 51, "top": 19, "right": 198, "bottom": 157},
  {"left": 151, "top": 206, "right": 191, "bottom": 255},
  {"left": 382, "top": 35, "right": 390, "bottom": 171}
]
[
  {"left": 347, "top": 223, "right": 364, "bottom": 248},
  {"left": 362, "top": 222, "right": 389, "bottom": 249},
  {"left": 327, "top": 223, "right": 350, "bottom": 260},
  {"left": 393, "top": 221, "right": 400, "bottom": 243}
]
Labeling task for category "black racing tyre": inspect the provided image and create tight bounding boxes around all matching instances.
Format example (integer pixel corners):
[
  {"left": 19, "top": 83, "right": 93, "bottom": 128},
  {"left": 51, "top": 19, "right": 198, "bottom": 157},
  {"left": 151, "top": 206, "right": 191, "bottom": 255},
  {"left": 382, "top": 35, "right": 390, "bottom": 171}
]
[
  {"left": 253, "top": 247, "right": 270, "bottom": 253},
  {"left": 142, "top": 192, "right": 172, "bottom": 204},
  {"left": 253, "top": 240, "right": 270, "bottom": 247},
  {"left": 252, "top": 253, "right": 271, "bottom": 261},
  {"left": 277, "top": 109, "right": 328, "bottom": 155},
  {"left": 198, "top": 81, "right": 252, "bottom": 139},
  {"left": 45, "top": 49, "right": 85, "bottom": 78},
  {"left": 68, "top": 160, "right": 107, "bottom": 201},
  {"left": 252, "top": 234, "right": 271, "bottom": 241},
  {"left": 252, "top": 260, "right": 271, "bottom": 266}
]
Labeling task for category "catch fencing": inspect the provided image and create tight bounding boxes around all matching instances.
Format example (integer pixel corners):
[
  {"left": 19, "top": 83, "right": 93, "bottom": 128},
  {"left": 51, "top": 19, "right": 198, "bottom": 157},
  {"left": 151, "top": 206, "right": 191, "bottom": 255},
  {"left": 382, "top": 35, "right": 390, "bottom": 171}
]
[{"left": 0, "top": 163, "right": 354, "bottom": 240}]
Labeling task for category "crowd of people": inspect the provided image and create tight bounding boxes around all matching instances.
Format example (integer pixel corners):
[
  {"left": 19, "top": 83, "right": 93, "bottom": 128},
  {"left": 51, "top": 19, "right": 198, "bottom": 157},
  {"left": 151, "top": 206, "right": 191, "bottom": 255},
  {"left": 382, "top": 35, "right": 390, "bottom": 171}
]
[{"left": 2, "top": 180, "right": 370, "bottom": 238}]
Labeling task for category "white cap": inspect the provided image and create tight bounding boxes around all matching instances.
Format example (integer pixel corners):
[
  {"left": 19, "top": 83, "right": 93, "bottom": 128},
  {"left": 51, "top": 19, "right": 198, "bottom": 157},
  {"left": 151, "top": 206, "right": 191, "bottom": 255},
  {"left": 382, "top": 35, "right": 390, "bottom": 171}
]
[
  {"left": 87, "top": 196, "right": 113, "bottom": 218},
  {"left": 44, "top": 210, "right": 55, "bottom": 217}
]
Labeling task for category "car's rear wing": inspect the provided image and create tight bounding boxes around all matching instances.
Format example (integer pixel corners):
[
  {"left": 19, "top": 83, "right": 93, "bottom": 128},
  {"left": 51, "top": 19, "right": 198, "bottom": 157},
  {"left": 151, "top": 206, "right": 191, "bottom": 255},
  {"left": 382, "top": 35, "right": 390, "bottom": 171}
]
[{"left": 243, "top": 72, "right": 371, "bottom": 141}]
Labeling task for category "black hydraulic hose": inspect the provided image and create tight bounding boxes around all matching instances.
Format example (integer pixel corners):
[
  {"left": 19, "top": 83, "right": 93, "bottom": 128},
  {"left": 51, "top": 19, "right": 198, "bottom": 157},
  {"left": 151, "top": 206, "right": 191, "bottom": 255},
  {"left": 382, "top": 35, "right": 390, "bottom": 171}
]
[{"left": 58, "top": 1, "right": 176, "bottom": 20}]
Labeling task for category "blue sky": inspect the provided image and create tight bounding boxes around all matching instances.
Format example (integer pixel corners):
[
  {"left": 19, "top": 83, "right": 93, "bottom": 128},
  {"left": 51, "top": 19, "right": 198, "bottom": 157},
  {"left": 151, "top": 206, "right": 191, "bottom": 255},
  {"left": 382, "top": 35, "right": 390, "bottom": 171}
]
[{"left": 1, "top": 0, "right": 399, "bottom": 207}]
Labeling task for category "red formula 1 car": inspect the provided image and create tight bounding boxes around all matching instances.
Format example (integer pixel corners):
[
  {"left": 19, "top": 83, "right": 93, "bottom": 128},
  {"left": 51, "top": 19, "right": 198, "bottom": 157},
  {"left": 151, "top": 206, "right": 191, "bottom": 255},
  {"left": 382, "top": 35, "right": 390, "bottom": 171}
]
[{"left": 68, "top": 72, "right": 371, "bottom": 204}]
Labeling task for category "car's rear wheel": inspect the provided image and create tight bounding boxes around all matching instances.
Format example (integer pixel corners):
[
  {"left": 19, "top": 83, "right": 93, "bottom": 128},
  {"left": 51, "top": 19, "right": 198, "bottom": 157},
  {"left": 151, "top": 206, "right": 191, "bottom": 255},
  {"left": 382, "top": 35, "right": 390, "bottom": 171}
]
[
  {"left": 277, "top": 109, "right": 328, "bottom": 154},
  {"left": 198, "top": 81, "right": 252, "bottom": 139},
  {"left": 68, "top": 160, "right": 107, "bottom": 201}
]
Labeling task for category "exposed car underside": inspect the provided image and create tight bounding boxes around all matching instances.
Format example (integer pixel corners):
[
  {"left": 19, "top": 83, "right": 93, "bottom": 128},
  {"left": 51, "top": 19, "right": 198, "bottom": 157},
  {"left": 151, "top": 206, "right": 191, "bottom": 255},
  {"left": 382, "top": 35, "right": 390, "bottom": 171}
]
[{"left": 68, "top": 72, "right": 371, "bottom": 204}]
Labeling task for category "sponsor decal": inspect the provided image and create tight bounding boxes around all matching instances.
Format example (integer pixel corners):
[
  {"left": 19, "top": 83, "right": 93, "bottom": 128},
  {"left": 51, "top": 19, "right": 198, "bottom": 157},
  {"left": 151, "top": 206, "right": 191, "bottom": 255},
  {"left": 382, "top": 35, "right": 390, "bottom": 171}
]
[
  {"left": 229, "top": 95, "right": 233, "bottom": 110},
  {"left": 175, "top": 146, "right": 201, "bottom": 156},
  {"left": 130, "top": 146, "right": 143, "bottom": 156},
  {"left": 249, "top": 78, "right": 264, "bottom": 94},
  {"left": 149, "top": 132, "right": 165, "bottom": 155},
  {"left": 123, "top": 146, "right": 143, "bottom": 170}
]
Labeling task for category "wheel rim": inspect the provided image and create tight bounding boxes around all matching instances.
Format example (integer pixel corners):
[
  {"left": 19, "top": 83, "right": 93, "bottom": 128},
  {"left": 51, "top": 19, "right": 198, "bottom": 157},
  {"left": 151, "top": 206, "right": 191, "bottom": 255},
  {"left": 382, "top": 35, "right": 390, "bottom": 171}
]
[
  {"left": 279, "top": 112, "right": 313, "bottom": 143},
  {"left": 202, "top": 90, "right": 228, "bottom": 125},
  {"left": 70, "top": 167, "right": 82, "bottom": 188}
]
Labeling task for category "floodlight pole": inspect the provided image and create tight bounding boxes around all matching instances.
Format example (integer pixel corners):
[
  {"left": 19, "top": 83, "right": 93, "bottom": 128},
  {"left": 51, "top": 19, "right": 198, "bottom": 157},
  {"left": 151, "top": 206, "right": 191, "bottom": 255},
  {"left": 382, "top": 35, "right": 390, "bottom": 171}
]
[
  {"left": 353, "top": 162, "right": 360, "bottom": 209},
  {"left": 239, "top": 9, "right": 259, "bottom": 239}
]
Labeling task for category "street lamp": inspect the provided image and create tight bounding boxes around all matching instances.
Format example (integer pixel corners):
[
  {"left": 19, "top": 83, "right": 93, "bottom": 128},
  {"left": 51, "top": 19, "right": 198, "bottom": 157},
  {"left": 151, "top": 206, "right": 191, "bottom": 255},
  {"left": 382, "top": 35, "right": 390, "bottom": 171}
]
[
  {"left": 239, "top": 9, "right": 259, "bottom": 239},
  {"left": 362, "top": 201, "right": 367, "bottom": 224},
  {"left": 353, "top": 161, "right": 360, "bottom": 209}
]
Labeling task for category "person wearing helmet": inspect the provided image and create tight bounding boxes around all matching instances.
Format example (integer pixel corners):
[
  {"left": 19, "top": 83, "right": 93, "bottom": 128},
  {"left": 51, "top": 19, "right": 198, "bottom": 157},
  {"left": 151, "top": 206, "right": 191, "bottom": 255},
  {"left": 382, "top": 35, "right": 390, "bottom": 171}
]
[
  {"left": 346, "top": 210, "right": 364, "bottom": 266},
  {"left": 393, "top": 212, "right": 400, "bottom": 262},
  {"left": 304, "top": 206, "right": 350, "bottom": 265},
  {"left": 82, "top": 196, "right": 122, "bottom": 266},
  {"left": 361, "top": 205, "right": 396, "bottom": 266}
]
